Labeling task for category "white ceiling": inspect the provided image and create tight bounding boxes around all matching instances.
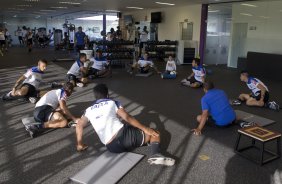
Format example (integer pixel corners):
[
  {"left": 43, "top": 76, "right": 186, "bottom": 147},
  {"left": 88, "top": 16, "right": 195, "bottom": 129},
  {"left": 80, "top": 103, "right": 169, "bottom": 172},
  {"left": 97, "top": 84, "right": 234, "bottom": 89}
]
[{"left": 0, "top": 0, "right": 256, "bottom": 18}]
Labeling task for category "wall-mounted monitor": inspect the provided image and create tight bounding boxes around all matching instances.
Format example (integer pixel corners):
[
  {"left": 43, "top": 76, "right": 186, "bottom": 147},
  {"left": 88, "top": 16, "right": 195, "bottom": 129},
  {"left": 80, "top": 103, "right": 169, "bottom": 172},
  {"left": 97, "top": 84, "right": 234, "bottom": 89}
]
[
  {"left": 151, "top": 12, "right": 162, "bottom": 23},
  {"left": 124, "top": 15, "right": 133, "bottom": 25}
]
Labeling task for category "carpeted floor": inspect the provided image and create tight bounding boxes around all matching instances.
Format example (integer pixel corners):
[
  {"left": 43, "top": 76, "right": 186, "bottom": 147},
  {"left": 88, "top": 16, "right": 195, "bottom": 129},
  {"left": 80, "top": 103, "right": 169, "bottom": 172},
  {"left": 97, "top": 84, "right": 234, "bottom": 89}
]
[{"left": 0, "top": 47, "right": 282, "bottom": 184}]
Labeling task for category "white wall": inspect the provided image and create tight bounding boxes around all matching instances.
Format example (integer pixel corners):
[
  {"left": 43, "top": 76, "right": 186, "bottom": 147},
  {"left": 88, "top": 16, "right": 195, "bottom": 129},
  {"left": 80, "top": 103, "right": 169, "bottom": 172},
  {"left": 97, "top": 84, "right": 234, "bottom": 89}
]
[
  {"left": 123, "top": 5, "right": 202, "bottom": 42},
  {"left": 228, "top": 0, "right": 282, "bottom": 67}
]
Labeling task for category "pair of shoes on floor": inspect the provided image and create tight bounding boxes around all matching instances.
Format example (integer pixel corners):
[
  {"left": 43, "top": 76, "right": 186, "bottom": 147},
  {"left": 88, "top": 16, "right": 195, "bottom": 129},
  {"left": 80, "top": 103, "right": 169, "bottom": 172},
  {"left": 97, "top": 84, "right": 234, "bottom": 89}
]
[
  {"left": 76, "top": 83, "right": 84, "bottom": 88},
  {"left": 51, "top": 82, "right": 63, "bottom": 89},
  {"left": 1, "top": 91, "right": 15, "bottom": 101},
  {"left": 147, "top": 154, "right": 175, "bottom": 166},
  {"left": 267, "top": 101, "right": 280, "bottom": 111},
  {"left": 239, "top": 121, "right": 257, "bottom": 128}
]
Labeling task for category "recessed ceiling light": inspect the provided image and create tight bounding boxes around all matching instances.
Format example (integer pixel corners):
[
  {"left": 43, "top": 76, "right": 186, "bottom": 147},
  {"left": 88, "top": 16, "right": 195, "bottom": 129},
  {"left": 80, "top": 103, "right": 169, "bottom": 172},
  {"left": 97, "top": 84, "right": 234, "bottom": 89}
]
[
  {"left": 208, "top": 10, "right": 220, "bottom": 13},
  {"left": 40, "top": 9, "right": 56, "bottom": 12},
  {"left": 155, "top": 2, "right": 175, "bottom": 6},
  {"left": 59, "top": 1, "right": 81, "bottom": 5},
  {"left": 241, "top": 3, "right": 257, "bottom": 7},
  {"left": 126, "top": 7, "right": 143, "bottom": 10},
  {"left": 50, "top": 6, "right": 68, "bottom": 9},
  {"left": 13, "top": 15, "right": 18, "bottom": 18},
  {"left": 240, "top": 13, "right": 253, "bottom": 16}
]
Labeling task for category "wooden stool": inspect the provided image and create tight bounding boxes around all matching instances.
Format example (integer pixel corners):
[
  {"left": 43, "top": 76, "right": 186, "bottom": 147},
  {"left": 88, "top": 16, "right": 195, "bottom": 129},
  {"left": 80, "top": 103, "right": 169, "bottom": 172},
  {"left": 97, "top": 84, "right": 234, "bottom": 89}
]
[{"left": 235, "top": 125, "right": 281, "bottom": 165}]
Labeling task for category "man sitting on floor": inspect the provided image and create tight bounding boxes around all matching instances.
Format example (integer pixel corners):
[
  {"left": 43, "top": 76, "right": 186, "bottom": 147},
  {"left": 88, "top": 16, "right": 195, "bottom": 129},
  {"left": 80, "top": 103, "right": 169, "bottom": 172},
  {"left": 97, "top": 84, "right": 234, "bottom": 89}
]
[
  {"left": 192, "top": 81, "right": 236, "bottom": 136},
  {"left": 232, "top": 71, "right": 279, "bottom": 111},
  {"left": 130, "top": 52, "right": 160, "bottom": 75},
  {"left": 181, "top": 58, "right": 206, "bottom": 88},
  {"left": 75, "top": 84, "right": 175, "bottom": 166},
  {"left": 66, "top": 53, "right": 88, "bottom": 87},
  {"left": 1, "top": 59, "right": 47, "bottom": 103},
  {"left": 26, "top": 82, "right": 78, "bottom": 137},
  {"left": 88, "top": 50, "right": 111, "bottom": 79}
]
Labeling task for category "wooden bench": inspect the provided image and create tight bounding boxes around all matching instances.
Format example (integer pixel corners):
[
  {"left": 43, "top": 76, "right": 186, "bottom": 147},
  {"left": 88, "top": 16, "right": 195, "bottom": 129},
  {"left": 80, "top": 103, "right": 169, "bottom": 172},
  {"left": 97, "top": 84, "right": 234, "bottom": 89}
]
[{"left": 235, "top": 126, "right": 281, "bottom": 165}]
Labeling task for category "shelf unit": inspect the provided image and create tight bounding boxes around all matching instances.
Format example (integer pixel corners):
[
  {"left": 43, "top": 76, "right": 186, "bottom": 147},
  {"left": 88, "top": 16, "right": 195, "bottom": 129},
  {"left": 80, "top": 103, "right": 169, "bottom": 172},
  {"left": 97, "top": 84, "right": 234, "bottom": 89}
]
[{"left": 145, "top": 40, "right": 177, "bottom": 60}]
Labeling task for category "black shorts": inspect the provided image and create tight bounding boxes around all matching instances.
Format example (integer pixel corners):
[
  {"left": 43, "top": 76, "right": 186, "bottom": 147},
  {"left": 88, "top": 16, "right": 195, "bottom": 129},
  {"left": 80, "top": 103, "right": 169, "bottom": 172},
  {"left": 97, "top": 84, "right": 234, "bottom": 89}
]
[
  {"left": 88, "top": 68, "right": 100, "bottom": 76},
  {"left": 76, "top": 45, "right": 85, "bottom": 52},
  {"left": 106, "top": 124, "right": 145, "bottom": 153},
  {"left": 21, "top": 83, "right": 38, "bottom": 97},
  {"left": 66, "top": 74, "right": 81, "bottom": 83},
  {"left": 18, "top": 36, "right": 23, "bottom": 41},
  {"left": 187, "top": 77, "right": 203, "bottom": 86},
  {"left": 38, "top": 38, "right": 44, "bottom": 43},
  {"left": 0, "top": 40, "right": 5, "bottom": 46},
  {"left": 139, "top": 42, "right": 145, "bottom": 49},
  {"left": 27, "top": 39, "right": 32, "bottom": 45},
  {"left": 250, "top": 91, "right": 269, "bottom": 103},
  {"left": 140, "top": 67, "right": 149, "bottom": 74},
  {"left": 34, "top": 105, "right": 54, "bottom": 123}
]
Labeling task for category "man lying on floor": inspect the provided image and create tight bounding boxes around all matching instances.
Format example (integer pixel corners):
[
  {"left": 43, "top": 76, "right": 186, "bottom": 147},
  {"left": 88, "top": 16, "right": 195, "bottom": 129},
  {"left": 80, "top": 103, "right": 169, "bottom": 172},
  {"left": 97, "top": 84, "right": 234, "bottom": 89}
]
[
  {"left": 26, "top": 82, "right": 78, "bottom": 137},
  {"left": 232, "top": 71, "right": 279, "bottom": 111},
  {"left": 192, "top": 81, "right": 236, "bottom": 136},
  {"left": 129, "top": 52, "right": 160, "bottom": 75},
  {"left": 181, "top": 58, "right": 206, "bottom": 88},
  {"left": 1, "top": 59, "right": 47, "bottom": 103},
  {"left": 88, "top": 50, "right": 112, "bottom": 79},
  {"left": 75, "top": 84, "right": 175, "bottom": 166}
]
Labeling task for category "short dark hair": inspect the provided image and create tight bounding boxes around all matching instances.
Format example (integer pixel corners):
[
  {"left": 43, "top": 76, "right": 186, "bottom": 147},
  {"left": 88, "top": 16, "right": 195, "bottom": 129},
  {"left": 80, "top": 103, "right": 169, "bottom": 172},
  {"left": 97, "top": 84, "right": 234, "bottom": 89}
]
[
  {"left": 240, "top": 70, "right": 249, "bottom": 75},
  {"left": 203, "top": 80, "right": 214, "bottom": 91},
  {"left": 63, "top": 82, "right": 74, "bottom": 96},
  {"left": 193, "top": 58, "right": 201, "bottom": 66},
  {"left": 93, "top": 84, "right": 108, "bottom": 100},
  {"left": 39, "top": 59, "right": 48, "bottom": 64},
  {"left": 79, "top": 53, "right": 87, "bottom": 59}
]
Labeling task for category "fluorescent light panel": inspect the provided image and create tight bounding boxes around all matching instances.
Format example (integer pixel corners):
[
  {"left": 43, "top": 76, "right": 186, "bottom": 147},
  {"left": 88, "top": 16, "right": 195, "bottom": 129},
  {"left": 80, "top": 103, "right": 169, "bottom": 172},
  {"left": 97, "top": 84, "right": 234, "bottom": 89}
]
[
  {"left": 76, "top": 15, "right": 118, "bottom": 21},
  {"left": 16, "top": 4, "right": 32, "bottom": 7},
  {"left": 59, "top": 2, "right": 81, "bottom": 5},
  {"left": 126, "top": 7, "right": 143, "bottom": 10},
  {"left": 106, "top": 10, "right": 120, "bottom": 12},
  {"left": 50, "top": 7, "right": 68, "bottom": 9},
  {"left": 241, "top": 3, "right": 257, "bottom": 7},
  {"left": 40, "top": 9, "right": 56, "bottom": 12},
  {"left": 155, "top": 2, "right": 175, "bottom": 6},
  {"left": 208, "top": 10, "right": 220, "bottom": 13},
  {"left": 240, "top": 13, "right": 253, "bottom": 16}
]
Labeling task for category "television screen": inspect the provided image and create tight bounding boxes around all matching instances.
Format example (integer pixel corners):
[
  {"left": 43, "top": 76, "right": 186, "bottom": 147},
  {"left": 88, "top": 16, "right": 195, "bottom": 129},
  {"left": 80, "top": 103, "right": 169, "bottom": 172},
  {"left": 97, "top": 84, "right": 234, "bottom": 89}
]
[
  {"left": 151, "top": 12, "right": 162, "bottom": 23},
  {"left": 124, "top": 15, "right": 133, "bottom": 25}
]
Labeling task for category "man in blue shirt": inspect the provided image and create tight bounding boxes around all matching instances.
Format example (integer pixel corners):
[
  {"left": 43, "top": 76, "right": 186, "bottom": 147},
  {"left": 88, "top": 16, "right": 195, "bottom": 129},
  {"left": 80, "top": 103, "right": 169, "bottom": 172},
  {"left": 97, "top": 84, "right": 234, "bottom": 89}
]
[
  {"left": 192, "top": 81, "right": 236, "bottom": 136},
  {"left": 75, "top": 26, "right": 86, "bottom": 52}
]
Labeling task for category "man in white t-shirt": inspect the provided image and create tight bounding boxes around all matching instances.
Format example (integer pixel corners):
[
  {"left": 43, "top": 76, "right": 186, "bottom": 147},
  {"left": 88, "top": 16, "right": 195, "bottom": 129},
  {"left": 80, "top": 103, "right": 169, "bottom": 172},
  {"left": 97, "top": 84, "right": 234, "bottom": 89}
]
[
  {"left": 139, "top": 26, "right": 148, "bottom": 57},
  {"left": 66, "top": 53, "right": 88, "bottom": 87},
  {"left": 181, "top": 58, "right": 206, "bottom": 88},
  {"left": 75, "top": 84, "right": 175, "bottom": 166},
  {"left": 1, "top": 59, "right": 48, "bottom": 103},
  {"left": 88, "top": 50, "right": 111, "bottom": 78},
  {"left": 130, "top": 52, "right": 160, "bottom": 75},
  {"left": 25, "top": 82, "right": 77, "bottom": 138}
]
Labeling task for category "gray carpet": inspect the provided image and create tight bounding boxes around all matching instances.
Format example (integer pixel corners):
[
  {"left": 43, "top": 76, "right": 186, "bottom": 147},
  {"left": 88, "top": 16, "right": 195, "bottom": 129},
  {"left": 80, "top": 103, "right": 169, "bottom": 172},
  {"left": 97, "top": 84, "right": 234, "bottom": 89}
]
[{"left": 0, "top": 47, "right": 282, "bottom": 184}]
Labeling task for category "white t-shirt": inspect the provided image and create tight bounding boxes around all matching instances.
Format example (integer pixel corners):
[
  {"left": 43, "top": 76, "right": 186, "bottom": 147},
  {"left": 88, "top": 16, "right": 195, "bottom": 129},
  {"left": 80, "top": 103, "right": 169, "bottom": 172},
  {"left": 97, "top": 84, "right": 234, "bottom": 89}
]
[
  {"left": 17, "top": 30, "right": 23, "bottom": 37},
  {"left": 35, "top": 88, "right": 68, "bottom": 109},
  {"left": 23, "top": 67, "right": 44, "bottom": 89},
  {"left": 247, "top": 77, "right": 269, "bottom": 96},
  {"left": 90, "top": 57, "right": 108, "bottom": 70},
  {"left": 67, "top": 60, "right": 84, "bottom": 77},
  {"left": 140, "top": 31, "right": 148, "bottom": 42},
  {"left": 84, "top": 99, "right": 124, "bottom": 145},
  {"left": 0, "top": 31, "right": 5, "bottom": 41},
  {"left": 22, "top": 30, "right": 27, "bottom": 38},
  {"left": 192, "top": 66, "right": 206, "bottom": 82},
  {"left": 137, "top": 58, "right": 154, "bottom": 67},
  {"left": 166, "top": 60, "right": 176, "bottom": 71}
]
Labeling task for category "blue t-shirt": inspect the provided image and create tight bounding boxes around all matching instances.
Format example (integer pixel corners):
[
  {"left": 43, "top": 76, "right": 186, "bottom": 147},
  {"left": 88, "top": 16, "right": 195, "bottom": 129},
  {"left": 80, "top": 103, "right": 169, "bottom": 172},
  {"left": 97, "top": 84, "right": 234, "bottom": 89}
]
[
  {"left": 75, "top": 31, "right": 86, "bottom": 45},
  {"left": 201, "top": 89, "right": 236, "bottom": 126}
]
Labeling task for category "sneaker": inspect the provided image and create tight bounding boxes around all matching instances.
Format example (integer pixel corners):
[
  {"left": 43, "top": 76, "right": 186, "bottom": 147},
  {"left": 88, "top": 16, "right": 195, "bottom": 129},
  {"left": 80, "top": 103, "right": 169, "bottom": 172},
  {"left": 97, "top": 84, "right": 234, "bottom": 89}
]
[
  {"left": 1, "top": 91, "right": 14, "bottom": 101},
  {"left": 51, "top": 82, "right": 62, "bottom": 89},
  {"left": 161, "top": 74, "right": 164, "bottom": 79},
  {"left": 29, "top": 97, "right": 38, "bottom": 104},
  {"left": 25, "top": 124, "right": 40, "bottom": 138},
  {"left": 76, "top": 83, "right": 84, "bottom": 87},
  {"left": 147, "top": 154, "right": 175, "bottom": 166},
  {"left": 239, "top": 121, "right": 256, "bottom": 128},
  {"left": 67, "top": 121, "right": 77, "bottom": 128},
  {"left": 231, "top": 99, "right": 242, "bottom": 106},
  {"left": 268, "top": 101, "right": 280, "bottom": 111}
]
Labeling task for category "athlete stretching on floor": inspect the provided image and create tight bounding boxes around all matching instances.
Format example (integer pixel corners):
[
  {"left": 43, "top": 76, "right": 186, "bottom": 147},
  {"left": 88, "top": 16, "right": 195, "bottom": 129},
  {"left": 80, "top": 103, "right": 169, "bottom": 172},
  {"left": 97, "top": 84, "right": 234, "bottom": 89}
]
[
  {"left": 26, "top": 82, "right": 78, "bottom": 137},
  {"left": 181, "top": 58, "right": 206, "bottom": 88},
  {"left": 232, "top": 71, "right": 279, "bottom": 111},
  {"left": 1, "top": 59, "right": 47, "bottom": 103},
  {"left": 75, "top": 84, "right": 175, "bottom": 166}
]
